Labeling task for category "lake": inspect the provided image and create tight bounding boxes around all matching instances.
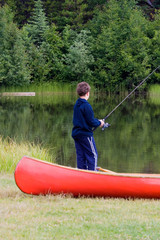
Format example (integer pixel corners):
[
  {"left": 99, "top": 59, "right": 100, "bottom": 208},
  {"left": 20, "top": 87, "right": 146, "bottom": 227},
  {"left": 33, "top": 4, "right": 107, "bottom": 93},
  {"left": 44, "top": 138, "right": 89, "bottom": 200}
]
[{"left": 0, "top": 89, "right": 160, "bottom": 173}]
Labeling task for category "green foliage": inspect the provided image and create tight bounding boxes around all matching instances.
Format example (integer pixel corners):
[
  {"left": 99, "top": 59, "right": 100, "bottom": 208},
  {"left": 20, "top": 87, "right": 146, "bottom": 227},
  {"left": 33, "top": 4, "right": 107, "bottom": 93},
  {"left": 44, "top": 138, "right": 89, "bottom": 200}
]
[
  {"left": 1, "top": 0, "right": 107, "bottom": 31},
  {"left": 26, "top": 0, "right": 49, "bottom": 46},
  {"left": 0, "top": 0, "right": 160, "bottom": 89},
  {"left": 43, "top": 24, "right": 64, "bottom": 81},
  {"left": 61, "top": 26, "right": 77, "bottom": 53},
  {"left": 28, "top": 43, "right": 50, "bottom": 83},
  {"left": 86, "top": 0, "right": 107, "bottom": 9},
  {"left": 43, "top": 0, "right": 101, "bottom": 31},
  {"left": 60, "top": 0, "right": 89, "bottom": 31},
  {"left": 88, "top": 0, "right": 153, "bottom": 91},
  {"left": 63, "top": 30, "right": 94, "bottom": 82},
  {"left": 0, "top": 5, "right": 31, "bottom": 86},
  {"left": 0, "top": 0, "right": 35, "bottom": 27},
  {"left": 147, "top": 10, "right": 160, "bottom": 82},
  {"left": 42, "top": 0, "right": 64, "bottom": 26},
  {"left": 21, "top": 0, "right": 66, "bottom": 83},
  {"left": 23, "top": 0, "right": 64, "bottom": 83}
]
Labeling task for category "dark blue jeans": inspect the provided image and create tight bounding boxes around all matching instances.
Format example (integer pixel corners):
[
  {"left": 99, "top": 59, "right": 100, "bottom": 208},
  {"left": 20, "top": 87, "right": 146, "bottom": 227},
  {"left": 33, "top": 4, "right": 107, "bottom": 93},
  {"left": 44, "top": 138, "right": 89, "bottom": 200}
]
[{"left": 74, "top": 136, "right": 98, "bottom": 171}]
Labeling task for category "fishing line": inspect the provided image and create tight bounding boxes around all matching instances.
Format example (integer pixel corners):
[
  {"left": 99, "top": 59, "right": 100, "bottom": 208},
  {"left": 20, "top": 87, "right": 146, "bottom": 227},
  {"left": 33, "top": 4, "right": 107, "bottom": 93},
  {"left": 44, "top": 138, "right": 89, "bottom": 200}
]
[
  {"left": 95, "top": 65, "right": 160, "bottom": 131},
  {"left": 104, "top": 65, "right": 160, "bottom": 121}
]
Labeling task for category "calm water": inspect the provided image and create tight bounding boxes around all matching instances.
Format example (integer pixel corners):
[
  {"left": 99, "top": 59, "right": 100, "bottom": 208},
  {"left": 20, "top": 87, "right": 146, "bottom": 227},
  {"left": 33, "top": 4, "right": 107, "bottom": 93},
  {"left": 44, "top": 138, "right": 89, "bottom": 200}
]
[{"left": 0, "top": 91, "right": 160, "bottom": 173}]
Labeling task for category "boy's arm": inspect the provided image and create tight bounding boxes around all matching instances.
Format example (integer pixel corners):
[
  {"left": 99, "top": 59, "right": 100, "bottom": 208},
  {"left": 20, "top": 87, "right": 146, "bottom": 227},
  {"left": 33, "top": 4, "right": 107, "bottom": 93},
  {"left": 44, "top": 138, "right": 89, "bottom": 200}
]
[{"left": 85, "top": 104, "right": 103, "bottom": 128}]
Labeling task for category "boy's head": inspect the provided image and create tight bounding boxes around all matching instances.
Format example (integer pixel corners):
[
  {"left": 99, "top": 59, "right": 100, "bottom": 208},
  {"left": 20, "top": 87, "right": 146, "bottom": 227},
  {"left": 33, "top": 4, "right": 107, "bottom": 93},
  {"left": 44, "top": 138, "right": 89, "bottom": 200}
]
[{"left": 77, "top": 82, "right": 91, "bottom": 96}]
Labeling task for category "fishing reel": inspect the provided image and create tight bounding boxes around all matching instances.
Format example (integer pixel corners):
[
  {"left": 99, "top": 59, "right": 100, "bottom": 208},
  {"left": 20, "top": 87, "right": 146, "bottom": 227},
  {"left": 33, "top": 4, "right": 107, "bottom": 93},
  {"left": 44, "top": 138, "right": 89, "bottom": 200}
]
[{"left": 102, "top": 122, "right": 111, "bottom": 131}]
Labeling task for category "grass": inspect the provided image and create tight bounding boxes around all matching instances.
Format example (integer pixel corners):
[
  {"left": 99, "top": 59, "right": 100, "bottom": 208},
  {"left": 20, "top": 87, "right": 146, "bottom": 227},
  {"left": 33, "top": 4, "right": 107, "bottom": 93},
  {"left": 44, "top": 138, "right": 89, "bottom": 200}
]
[
  {"left": 0, "top": 81, "right": 98, "bottom": 95},
  {"left": 1, "top": 174, "right": 160, "bottom": 240},
  {"left": 0, "top": 82, "right": 76, "bottom": 93},
  {"left": 0, "top": 137, "right": 55, "bottom": 173}
]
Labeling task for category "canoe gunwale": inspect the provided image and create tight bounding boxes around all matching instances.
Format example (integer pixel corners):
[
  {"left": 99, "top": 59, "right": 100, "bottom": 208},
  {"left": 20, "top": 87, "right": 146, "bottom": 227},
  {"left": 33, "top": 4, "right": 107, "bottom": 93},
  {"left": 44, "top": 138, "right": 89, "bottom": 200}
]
[{"left": 15, "top": 155, "right": 160, "bottom": 179}]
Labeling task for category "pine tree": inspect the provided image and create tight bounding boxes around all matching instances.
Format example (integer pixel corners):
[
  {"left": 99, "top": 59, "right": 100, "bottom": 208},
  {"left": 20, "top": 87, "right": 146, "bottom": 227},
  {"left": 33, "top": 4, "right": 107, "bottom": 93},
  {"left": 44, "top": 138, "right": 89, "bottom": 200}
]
[
  {"left": 148, "top": 10, "right": 160, "bottom": 82},
  {"left": 0, "top": 0, "right": 35, "bottom": 27},
  {"left": 64, "top": 30, "right": 94, "bottom": 82},
  {"left": 26, "top": 0, "right": 49, "bottom": 46},
  {"left": 0, "top": 5, "right": 31, "bottom": 86},
  {"left": 88, "top": 0, "right": 152, "bottom": 90},
  {"left": 60, "top": 0, "right": 89, "bottom": 31},
  {"left": 23, "top": 0, "right": 64, "bottom": 83},
  {"left": 42, "top": 0, "right": 64, "bottom": 25}
]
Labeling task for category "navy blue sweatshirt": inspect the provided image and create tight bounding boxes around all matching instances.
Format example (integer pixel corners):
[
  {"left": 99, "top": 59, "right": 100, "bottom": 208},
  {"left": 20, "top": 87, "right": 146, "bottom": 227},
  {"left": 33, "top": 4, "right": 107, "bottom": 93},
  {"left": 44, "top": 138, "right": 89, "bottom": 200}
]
[{"left": 72, "top": 98, "right": 101, "bottom": 138}]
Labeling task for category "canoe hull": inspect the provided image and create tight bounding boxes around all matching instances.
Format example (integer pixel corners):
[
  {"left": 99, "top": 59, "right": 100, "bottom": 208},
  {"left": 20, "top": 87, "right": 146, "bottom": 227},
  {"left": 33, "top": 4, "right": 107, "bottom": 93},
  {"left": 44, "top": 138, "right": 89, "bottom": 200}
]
[{"left": 14, "top": 156, "right": 160, "bottom": 198}]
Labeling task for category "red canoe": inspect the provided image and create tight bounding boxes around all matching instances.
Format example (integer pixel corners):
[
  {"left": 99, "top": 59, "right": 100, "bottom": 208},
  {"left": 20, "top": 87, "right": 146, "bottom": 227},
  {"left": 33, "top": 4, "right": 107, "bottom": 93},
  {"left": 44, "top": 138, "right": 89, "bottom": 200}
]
[{"left": 14, "top": 156, "right": 160, "bottom": 199}]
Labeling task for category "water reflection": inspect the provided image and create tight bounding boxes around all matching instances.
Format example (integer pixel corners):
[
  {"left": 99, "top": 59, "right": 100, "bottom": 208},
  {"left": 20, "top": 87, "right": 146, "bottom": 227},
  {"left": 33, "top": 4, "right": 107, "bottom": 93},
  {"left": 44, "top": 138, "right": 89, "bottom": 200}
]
[{"left": 0, "top": 92, "right": 160, "bottom": 173}]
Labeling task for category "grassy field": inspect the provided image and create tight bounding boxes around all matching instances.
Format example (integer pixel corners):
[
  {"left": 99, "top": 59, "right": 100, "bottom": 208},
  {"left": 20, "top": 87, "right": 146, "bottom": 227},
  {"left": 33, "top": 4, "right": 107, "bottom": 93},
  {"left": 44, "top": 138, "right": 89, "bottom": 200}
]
[{"left": 0, "top": 174, "right": 160, "bottom": 240}]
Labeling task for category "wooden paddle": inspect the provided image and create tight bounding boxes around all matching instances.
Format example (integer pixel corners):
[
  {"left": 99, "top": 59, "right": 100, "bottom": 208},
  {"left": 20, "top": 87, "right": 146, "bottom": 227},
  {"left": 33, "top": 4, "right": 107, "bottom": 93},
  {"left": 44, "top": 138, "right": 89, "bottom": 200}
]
[{"left": 97, "top": 167, "right": 116, "bottom": 174}]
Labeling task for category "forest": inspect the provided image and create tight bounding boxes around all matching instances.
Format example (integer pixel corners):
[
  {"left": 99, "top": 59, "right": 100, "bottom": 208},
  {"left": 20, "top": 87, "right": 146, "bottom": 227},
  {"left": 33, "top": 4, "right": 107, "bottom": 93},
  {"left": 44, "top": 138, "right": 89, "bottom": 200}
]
[{"left": 0, "top": 0, "right": 160, "bottom": 91}]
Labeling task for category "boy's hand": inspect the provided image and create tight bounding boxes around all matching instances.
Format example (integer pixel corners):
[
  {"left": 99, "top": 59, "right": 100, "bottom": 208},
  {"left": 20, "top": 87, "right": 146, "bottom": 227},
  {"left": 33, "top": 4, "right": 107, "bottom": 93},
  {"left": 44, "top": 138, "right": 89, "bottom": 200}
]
[{"left": 99, "top": 119, "right": 105, "bottom": 127}]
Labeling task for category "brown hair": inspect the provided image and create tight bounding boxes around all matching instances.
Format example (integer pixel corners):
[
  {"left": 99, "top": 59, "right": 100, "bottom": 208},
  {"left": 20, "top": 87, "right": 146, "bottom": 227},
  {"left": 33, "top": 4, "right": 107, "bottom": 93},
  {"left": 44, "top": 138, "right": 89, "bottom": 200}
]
[{"left": 76, "top": 82, "right": 91, "bottom": 96}]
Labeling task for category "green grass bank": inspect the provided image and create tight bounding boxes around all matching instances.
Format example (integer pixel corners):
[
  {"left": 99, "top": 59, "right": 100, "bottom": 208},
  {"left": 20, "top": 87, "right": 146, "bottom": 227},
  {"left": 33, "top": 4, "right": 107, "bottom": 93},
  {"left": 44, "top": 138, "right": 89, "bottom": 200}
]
[
  {"left": 0, "top": 137, "right": 54, "bottom": 173},
  {"left": 0, "top": 174, "right": 160, "bottom": 240}
]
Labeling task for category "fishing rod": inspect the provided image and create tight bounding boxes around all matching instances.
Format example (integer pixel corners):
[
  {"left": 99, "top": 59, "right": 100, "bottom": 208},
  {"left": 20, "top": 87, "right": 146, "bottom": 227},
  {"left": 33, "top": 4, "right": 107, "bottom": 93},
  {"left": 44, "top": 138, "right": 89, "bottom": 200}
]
[{"left": 102, "top": 65, "right": 160, "bottom": 130}]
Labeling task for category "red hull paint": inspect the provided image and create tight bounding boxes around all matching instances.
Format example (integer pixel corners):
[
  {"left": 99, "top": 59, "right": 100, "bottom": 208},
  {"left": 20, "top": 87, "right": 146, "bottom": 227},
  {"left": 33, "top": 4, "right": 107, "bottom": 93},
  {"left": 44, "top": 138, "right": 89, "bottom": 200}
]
[{"left": 14, "top": 156, "right": 160, "bottom": 198}]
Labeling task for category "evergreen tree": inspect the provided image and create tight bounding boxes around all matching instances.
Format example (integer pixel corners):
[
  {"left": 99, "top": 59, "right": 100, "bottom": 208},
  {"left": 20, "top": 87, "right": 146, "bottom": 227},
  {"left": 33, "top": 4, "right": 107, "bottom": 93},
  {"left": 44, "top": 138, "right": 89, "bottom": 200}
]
[
  {"left": 42, "top": 0, "right": 64, "bottom": 25},
  {"left": 26, "top": 0, "right": 49, "bottom": 46},
  {"left": 86, "top": 0, "right": 107, "bottom": 9},
  {"left": 0, "top": 5, "right": 30, "bottom": 86},
  {"left": 60, "top": 0, "right": 89, "bottom": 31},
  {"left": 63, "top": 30, "right": 94, "bottom": 82},
  {"left": 0, "top": 0, "right": 35, "bottom": 27},
  {"left": 21, "top": 27, "right": 49, "bottom": 83},
  {"left": 147, "top": 10, "right": 160, "bottom": 83},
  {"left": 22, "top": 0, "right": 50, "bottom": 83},
  {"left": 41, "top": 23, "right": 64, "bottom": 81},
  {"left": 23, "top": 0, "right": 64, "bottom": 83},
  {"left": 88, "top": 0, "right": 152, "bottom": 91}
]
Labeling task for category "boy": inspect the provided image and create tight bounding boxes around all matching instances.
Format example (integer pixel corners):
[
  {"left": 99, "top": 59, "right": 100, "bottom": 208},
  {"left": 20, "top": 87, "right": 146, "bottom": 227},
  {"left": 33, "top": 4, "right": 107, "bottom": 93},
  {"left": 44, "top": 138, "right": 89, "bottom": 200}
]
[{"left": 72, "top": 82, "right": 104, "bottom": 171}]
